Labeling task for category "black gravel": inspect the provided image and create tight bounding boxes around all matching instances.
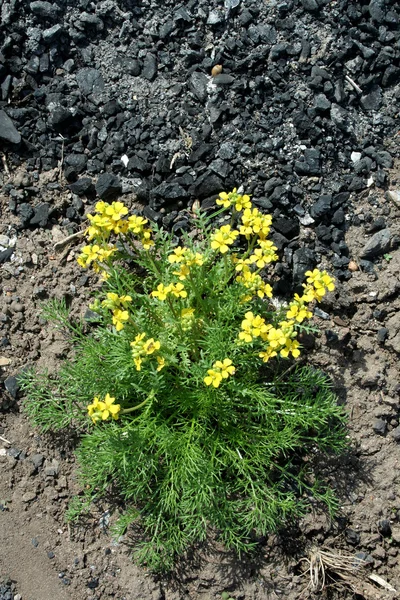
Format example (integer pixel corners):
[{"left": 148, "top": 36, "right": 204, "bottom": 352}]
[{"left": 1, "top": 0, "right": 400, "bottom": 287}]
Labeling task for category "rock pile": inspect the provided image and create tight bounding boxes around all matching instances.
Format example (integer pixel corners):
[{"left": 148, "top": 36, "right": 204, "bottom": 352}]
[{"left": 0, "top": 0, "right": 399, "bottom": 284}]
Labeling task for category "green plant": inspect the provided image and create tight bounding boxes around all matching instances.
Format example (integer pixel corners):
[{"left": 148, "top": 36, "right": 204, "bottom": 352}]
[
  {"left": 383, "top": 253, "right": 393, "bottom": 262},
  {"left": 21, "top": 189, "right": 347, "bottom": 571}
]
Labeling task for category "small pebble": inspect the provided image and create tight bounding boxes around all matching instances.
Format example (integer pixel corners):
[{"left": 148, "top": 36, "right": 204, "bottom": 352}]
[{"left": 373, "top": 418, "right": 387, "bottom": 436}]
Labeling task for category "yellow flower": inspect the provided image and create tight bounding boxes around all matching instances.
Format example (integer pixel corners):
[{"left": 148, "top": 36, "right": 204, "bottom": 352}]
[
  {"left": 130, "top": 333, "right": 161, "bottom": 371},
  {"left": 141, "top": 229, "right": 154, "bottom": 250},
  {"left": 77, "top": 244, "right": 117, "bottom": 270},
  {"left": 144, "top": 338, "right": 161, "bottom": 355},
  {"left": 204, "top": 358, "right": 235, "bottom": 387},
  {"left": 304, "top": 269, "right": 335, "bottom": 300},
  {"left": 238, "top": 311, "right": 269, "bottom": 343},
  {"left": 151, "top": 283, "right": 172, "bottom": 301},
  {"left": 210, "top": 225, "right": 239, "bottom": 254},
  {"left": 259, "top": 347, "right": 277, "bottom": 363},
  {"left": 267, "top": 327, "right": 288, "bottom": 349},
  {"left": 240, "top": 208, "right": 272, "bottom": 240},
  {"left": 280, "top": 339, "right": 301, "bottom": 359},
  {"left": 127, "top": 215, "right": 148, "bottom": 234},
  {"left": 169, "top": 283, "right": 187, "bottom": 298},
  {"left": 204, "top": 369, "right": 222, "bottom": 388},
  {"left": 102, "top": 292, "right": 132, "bottom": 310},
  {"left": 156, "top": 356, "right": 166, "bottom": 371},
  {"left": 168, "top": 246, "right": 188, "bottom": 264},
  {"left": 248, "top": 240, "right": 278, "bottom": 269},
  {"left": 112, "top": 309, "right": 129, "bottom": 331},
  {"left": 173, "top": 263, "right": 191, "bottom": 281},
  {"left": 286, "top": 295, "right": 312, "bottom": 323},
  {"left": 87, "top": 394, "right": 120, "bottom": 423},
  {"left": 236, "top": 268, "right": 273, "bottom": 300},
  {"left": 214, "top": 358, "right": 235, "bottom": 378},
  {"left": 216, "top": 188, "right": 252, "bottom": 211}
]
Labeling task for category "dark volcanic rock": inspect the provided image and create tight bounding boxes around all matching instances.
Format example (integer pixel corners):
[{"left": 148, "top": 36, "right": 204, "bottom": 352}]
[
  {"left": 310, "top": 195, "right": 332, "bottom": 220},
  {"left": 189, "top": 72, "right": 209, "bottom": 103},
  {"left": 360, "top": 229, "right": 391, "bottom": 259},
  {"left": 191, "top": 172, "right": 224, "bottom": 199},
  {"left": 292, "top": 247, "right": 316, "bottom": 287},
  {"left": 30, "top": 1, "right": 60, "bottom": 20},
  {"left": 95, "top": 174, "right": 122, "bottom": 201},
  {"left": 69, "top": 178, "right": 94, "bottom": 196},
  {"left": 76, "top": 68, "right": 105, "bottom": 96},
  {"left": 142, "top": 53, "right": 157, "bottom": 81},
  {"left": 30, "top": 203, "right": 50, "bottom": 227},
  {"left": 0, "top": 110, "right": 21, "bottom": 144}
]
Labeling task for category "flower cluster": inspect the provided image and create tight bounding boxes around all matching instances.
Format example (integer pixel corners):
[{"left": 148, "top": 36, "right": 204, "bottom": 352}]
[
  {"left": 168, "top": 246, "right": 204, "bottom": 280},
  {"left": 87, "top": 394, "right": 121, "bottom": 423},
  {"left": 210, "top": 225, "right": 239, "bottom": 254},
  {"left": 130, "top": 333, "right": 165, "bottom": 372},
  {"left": 248, "top": 240, "right": 279, "bottom": 268},
  {"left": 204, "top": 359, "right": 235, "bottom": 388},
  {"left": 76, "top": 187, "right": 336, "bottom": 413},
  {"left": 101, "top": 293, "right": 132, "bottom": 331},
  {"left": 239, "top": 207, "right": 272, "bottom": 240},
  {"left": 77, "top": 243, "right": 117, "bottom": 272},
  {"left": 216, "top": 188, "right": 252, "bottom": 212},
  {"left": 151, "top": 282, "right": 187, "bottom": 300},
  {"left": 303, "top": 269, "right": 335, "bottom": 302},
  {"left": 86, "top": 201, "right": 128, "bottom": 239},
  {"left": 83, "top": 201, "right": 154, "bottom": 251},
  {"left": 235, "top": 269, "right": 273, "bottom": 301}
]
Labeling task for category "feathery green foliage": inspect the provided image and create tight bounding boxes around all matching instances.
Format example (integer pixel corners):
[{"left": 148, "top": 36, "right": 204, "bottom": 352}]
[{"left": 21, "top": 190, "right": 347, "bottom": 571}]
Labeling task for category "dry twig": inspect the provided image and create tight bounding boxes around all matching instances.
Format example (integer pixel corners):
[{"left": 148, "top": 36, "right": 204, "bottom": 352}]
[
  {"left": 54, "top": 230, "right": 84, "bottom": 251},
  {"left": 345, "top": 74, "right": 363, "bottom": 94}
]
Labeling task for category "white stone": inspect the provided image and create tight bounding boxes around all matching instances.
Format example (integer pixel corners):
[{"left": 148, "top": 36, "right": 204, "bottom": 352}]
[{"left": 351, "top": 151, "right": 362, "bottom": 163}]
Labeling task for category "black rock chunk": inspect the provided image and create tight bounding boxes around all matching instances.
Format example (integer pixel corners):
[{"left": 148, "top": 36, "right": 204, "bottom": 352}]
[
  {"left": 376, "top": 151, "right": 393, "bottom": 169},
  {"left": 369, "top": 0, "right": 386, "bottom": 22},
  {"left": 0, "top": 247, "right": 13, "bottom": 264},
  {"left": 30, "top": 1, "right": 60, "bottom": 20},
  {"left": 43, "top": 24, "right": 63, "bottom": 43},
  {"left": 310, "top": 194, "right": 332, "bottom": 220},
  {"left": 4, "top": 375, "right": 19, "bottom": 398},
  {"left": 142, "top": 53, "right": 157, "bottom": 81},
  {"left": 294, "top": 148, "right": 321, "bottom": 175},
  {"left": 391, "top": 426, "right": 400, "bottom": 442},
  {"left": 360, "top": 229, "right": 391, "bottom": 259},
  {"left": 373, "top": 418, "right": 387, "bottom": 435},
  {"left": 213, "top": 74, "right": 235, "bottom": 85},
  {"left": 65, "top": 154, "right": 87, "bottom": 173},
  {"left": 378, "top": 519, "right": 391, "bottom": 536},
  {"left": 17, "top": 203, "right": 35, "bottom": 228},
  {"left": 301, "top": 0, "right": 319, "bottom": 11},
  {"left": 189, "top": 72, "right": 209, "bottom": 103},
  {"left": 30, "top": 203, "right": 50, "bottom": 227},
  {"left": 346, "top": 529, "right": 361, "bottom": 545},
  {"left": 152, "top": 181, "right": 186, "bottom": 202},
  {"left": 95, "top": 173, "right": 122, "bottom": 201},
  {"left": 0, "top": 110, "right": 21, "bottom": 144},
  {"left": 273, "top": 217, "right": 299, "bottom": 239},
  {"left": 191, "top": 172, "right": 224, "bottom": 199},
  {"left": 69, "top": 177, "right": 94, "bottom": 196},
  {"left": 377, "top": 328, "right": 388, "bottom": 343},
  {"left": 292, "top": 247, "right": 316, "bottom": 287},
  {"left": 360, "top": 85, "right": 382, "bottom": 111},
  {"left": 76, "top": 68, "right": 105, "bottom": 96},
  {"left": 48, "top": 106, "right": 72, "bottom": 128}
]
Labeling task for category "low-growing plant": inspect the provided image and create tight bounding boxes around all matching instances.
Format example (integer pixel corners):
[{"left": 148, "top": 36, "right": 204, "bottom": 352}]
[{"left": 21, "top": 189, "right": 347, "bottom": 571}]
